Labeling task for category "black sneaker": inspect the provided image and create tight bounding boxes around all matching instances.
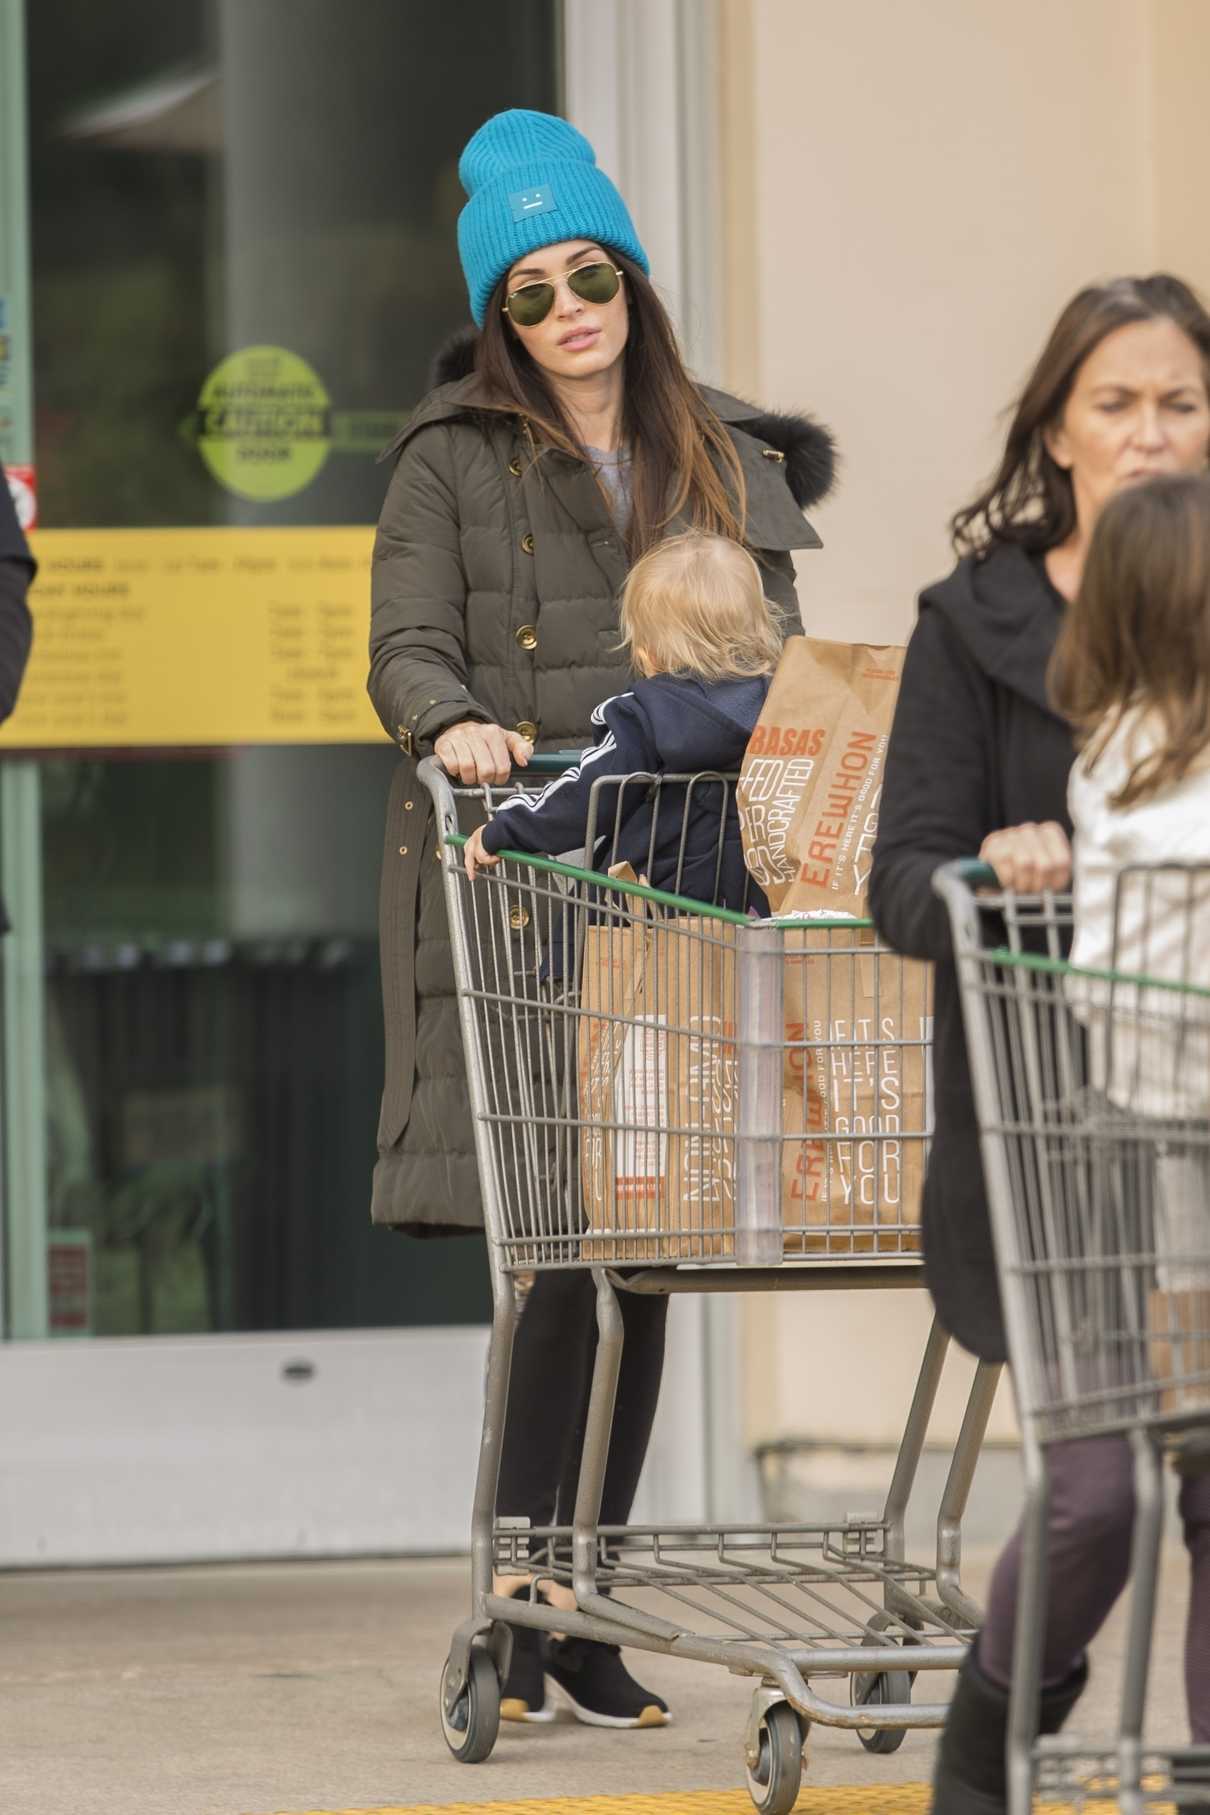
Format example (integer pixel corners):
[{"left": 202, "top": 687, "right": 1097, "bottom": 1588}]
[
  {"left": 499, "top": 1591, "right": 554, "bottom": 1724},
  {"left": 545, "top": 1636, "right": 671, "bottom": 1729}
]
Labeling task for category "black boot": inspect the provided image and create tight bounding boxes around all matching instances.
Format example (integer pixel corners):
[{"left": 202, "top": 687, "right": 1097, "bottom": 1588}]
[
  {"left": 1173, "top": 1755, "right": 1210, "bottom": 1812},
  {"left": 932, "top": 1648, "right": 1088, "bottom": 1815},
  {"left": 1039, "top": 1653, "right": 1089, "bottom": 1736},
  {"left": 931, "top": 1650, "right": 1011, "bottom": 1815}
]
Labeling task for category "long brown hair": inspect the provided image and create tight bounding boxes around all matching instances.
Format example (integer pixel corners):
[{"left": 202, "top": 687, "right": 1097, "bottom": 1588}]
[
  {"left": 952, "top": 274, "right": 1210, "bottom": 559},
  {"left": 474, "top": 249, "right": 746, "bottom": 558},
  {"left": 1049, "top": 472, "right": 1210, "bottom": 807}
]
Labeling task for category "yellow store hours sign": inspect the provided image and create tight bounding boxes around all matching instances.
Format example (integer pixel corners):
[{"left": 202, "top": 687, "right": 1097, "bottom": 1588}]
[{"left": 0, "top": 527, "right": 387, "bottom": 749}]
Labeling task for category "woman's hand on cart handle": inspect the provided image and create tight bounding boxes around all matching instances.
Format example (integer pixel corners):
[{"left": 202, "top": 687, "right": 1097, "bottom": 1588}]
[
  {"left": 463, "top": 825, "right": 500, "bottom": 881},
  {"left": 434, "top": 720, "right": 533, "bottom": 786},
  {"left": 978, "top": 821, "right": 1072, "bottom": 893}
]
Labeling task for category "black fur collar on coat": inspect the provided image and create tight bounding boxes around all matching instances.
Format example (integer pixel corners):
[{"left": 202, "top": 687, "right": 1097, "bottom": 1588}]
[{"left": 427, "top": 326, "right": 836, "bottom": 511}]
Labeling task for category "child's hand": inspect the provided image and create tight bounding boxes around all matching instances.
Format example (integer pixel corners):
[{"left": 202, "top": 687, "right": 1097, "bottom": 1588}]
[
  {"left": 979, "top": 821, "right": 1072, "bottom": 892},
  {"left": 464, "top": 825, "right": 500, "bottom": 881}
]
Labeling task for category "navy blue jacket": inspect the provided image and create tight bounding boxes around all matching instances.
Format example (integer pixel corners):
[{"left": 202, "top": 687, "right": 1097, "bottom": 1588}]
[{"left": 481, "top": 673, "right": 771, "bottom": 913}]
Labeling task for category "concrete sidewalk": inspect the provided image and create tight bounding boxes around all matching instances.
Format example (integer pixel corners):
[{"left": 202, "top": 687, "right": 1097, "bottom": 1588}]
[{"left": 0, "top": 1546, "right": 1196, "bottom": 1815}]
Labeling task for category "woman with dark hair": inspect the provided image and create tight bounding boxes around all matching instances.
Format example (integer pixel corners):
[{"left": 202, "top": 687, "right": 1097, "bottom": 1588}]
[
  {"left": 368, "top": 109, "right": 835, "bottom": 1728},
  {"left": 870, "top": 273, "right": 1210, "bottom": 1813}
]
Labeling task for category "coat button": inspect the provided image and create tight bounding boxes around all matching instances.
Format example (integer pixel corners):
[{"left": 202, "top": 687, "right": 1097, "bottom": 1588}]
[
  {"left": 508, "top": 457, "right": 522, "bottom": 477},
  {"left": 761, "top": 447, "right": 785, "bottom": 462},
  {"left": 515, "top": 720, "right": 538, "bottom": 741},
  {"left": 510, "top": 906, "right": 530, "bottom": 930},
  {"left": 404, "top": 800, "right": 413, "bottom": 810},
  {"left": 398, "top": 845, "right": 408, "bottom": 856},
  {"left": 515, "top": 624, "right": 538, "bottom": 650},
  {"left": 520, "top": 533, "right": 535, "bottom": 555}
]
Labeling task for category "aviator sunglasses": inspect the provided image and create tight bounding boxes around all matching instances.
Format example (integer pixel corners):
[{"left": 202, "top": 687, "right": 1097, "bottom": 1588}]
[{"left": 502, "top": 261, "right": 624, "bottom": 328}]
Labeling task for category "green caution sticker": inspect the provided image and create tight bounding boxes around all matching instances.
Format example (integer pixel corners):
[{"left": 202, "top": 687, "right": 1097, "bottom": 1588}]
[{"left": 195, "top": 346, "right": 331, "bottom": 501}]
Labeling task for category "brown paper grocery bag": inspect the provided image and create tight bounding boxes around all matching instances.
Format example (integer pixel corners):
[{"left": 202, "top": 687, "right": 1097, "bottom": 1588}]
[
  {"left": 739, "top": 636, "right": 907, "bottom": 917},
  {"left": 577, "top": 918, "right": 931, "bottom": 1264},
  {"left": 578, "top": 908, "right": 737, "bottom": 1263},
  {"left": 781, "top": 927, "right": 930, "bottom": 1254},
  {"left": 1148, "top": 1288, "right": 1210, "bottom": 1414}
]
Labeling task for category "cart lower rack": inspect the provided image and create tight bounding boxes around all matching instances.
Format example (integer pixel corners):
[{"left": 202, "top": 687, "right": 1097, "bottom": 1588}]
[{"left": 425, "top": 758, "right": 992, "bottom": 1814}]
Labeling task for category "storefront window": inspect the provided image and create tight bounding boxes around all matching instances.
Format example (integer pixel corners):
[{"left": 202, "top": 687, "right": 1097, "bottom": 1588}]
[{"left": 3, "top": 0, "right": 560, "bottom": 1337}]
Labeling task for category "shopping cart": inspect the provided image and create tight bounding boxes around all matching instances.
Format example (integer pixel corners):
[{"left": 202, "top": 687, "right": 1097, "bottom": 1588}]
[
  {"left": 426, "top": 755, "right": 995, "bottom": 1814},
  {"left": 936, "top": 859, "right": 1210, "bottom": 1815}
]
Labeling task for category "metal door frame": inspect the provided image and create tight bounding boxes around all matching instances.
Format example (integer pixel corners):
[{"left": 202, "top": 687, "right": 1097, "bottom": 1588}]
[{"left": 0, "top": 0, "right": 746, "bottom": 1567}]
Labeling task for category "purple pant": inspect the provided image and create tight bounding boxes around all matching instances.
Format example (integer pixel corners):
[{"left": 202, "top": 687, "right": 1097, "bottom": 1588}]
[{"left": 979, "top": 1433, "right": 1210, "bottom": 1741}]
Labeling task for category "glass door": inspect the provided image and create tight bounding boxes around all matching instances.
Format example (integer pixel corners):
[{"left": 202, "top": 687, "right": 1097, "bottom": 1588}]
[{"left": 0, "top": 0, "right": 561, "bottom": 1564}]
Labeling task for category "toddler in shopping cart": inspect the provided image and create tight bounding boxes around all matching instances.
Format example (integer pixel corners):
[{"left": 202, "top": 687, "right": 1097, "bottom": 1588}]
[{"left": 462, "top": 529, "right": 783, "bottom": 904}]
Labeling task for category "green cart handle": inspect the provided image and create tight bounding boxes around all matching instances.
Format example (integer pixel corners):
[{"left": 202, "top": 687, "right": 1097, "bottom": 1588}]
[
  {"left": 516, "top": 751, "right": 583, "bottom": 775},
  {"left": 953, "top": 858, "right": 1000, "bottom": 890}
]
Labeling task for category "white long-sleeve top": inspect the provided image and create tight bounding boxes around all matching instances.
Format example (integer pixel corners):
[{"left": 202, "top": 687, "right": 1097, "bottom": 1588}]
[{"left": 1068, "top": 706, "right": 1210, "bottom": 1119}]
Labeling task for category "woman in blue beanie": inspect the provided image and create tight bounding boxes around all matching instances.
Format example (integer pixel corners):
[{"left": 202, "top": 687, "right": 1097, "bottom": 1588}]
[{"left": 368, "top": 108, "right": 836, "bottom": 1729}]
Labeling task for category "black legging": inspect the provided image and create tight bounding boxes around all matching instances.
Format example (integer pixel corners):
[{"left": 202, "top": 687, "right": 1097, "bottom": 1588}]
[{"left": 495, "top": 1270, "right": 669, "bottom": 1536}]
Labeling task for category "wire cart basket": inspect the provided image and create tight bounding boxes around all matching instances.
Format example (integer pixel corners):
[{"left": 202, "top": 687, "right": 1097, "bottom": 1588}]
[
  {"left": 936, "top": 859, "right": 1210, "bottom": 1815},
  {"left": 427, "top": 755, "right": 997, "bottom": 1814}
]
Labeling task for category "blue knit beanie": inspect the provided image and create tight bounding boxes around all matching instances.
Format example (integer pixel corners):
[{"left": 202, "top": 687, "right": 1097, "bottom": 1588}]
[{"left": 457, "top": 109, "right": 650, "bottom": 326}]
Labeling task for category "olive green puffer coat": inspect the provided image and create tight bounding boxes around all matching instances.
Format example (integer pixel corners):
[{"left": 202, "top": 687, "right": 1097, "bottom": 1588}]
[{"left": 368, "top": 332, "right": 836, "bottom": 1233}]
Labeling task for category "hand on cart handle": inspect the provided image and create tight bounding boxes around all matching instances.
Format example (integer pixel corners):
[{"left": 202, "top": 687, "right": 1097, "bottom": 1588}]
[
  {"left": 434, "top": 719, "right": 533, "bottom": 786},
  {"left": 463, "top": 825, "right": 499, "bottom": 881},
  {"left": 978, "top": 820, "right": 1072, "bottom": 893}
]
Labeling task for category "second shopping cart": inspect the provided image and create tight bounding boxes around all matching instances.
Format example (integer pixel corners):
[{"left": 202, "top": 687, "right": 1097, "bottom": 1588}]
[{"left": 938, "top": 860, "right": 1210, "bottom": 1815}]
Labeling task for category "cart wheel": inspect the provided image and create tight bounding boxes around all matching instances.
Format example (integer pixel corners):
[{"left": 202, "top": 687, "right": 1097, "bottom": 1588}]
[
  {"left": 851, "top": 1616, "right": 920, "bottom": 1754},
  {"left": 744, "top": 1699, "right": 805, "bottom": 1815},
  {"left": 851, "top": 1660, "right": 911, "bottom": 1753},
  {"left": 439, "top": 1647, "right": 500, "bottom": 1764}
]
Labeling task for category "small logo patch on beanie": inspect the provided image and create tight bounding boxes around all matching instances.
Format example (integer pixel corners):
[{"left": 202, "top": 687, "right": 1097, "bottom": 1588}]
[{"left": 509, "top": 185, "right": 558, "bottom": 223}]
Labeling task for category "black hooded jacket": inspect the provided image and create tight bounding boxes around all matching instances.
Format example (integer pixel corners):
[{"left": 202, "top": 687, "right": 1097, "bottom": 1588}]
[
  {"left": 0, "top": 471, "right": 34, "bottom": 935},
  {"left": 869, "top": 543, "right": 1075, "bottom": 1362},
  {"left": 0, "top": 471, "right": 33, "bottom": 725}
]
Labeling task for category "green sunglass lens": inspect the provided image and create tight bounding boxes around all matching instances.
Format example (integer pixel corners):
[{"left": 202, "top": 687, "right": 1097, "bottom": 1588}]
[
  {"left": 508, "top": 284, "right": 555, "bottom": 326},
  {"left": 505, "top": 265, "right": 619, "bottom": 326},
  {"left": 568, "top": 263, "right": 620, "bottom": 304}
]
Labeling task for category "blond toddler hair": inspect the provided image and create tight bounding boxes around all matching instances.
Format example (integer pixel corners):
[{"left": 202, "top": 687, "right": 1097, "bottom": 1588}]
[{"left": 618, "top": 531, "right": 783, "bottom": 682}]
